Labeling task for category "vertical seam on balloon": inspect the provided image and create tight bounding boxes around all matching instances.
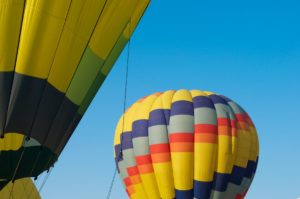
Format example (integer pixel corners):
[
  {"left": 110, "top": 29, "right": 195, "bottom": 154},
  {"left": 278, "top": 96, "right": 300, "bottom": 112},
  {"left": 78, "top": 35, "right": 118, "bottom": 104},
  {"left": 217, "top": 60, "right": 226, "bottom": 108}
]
[
  {"left": 47, "top": 2, "right": 133, "bottom": 157},
  {"left": 220, "top": 95, "right": 238, "bottom": 197},
  {"left": 24, "top": 0, "right": 74, "bottom": 180},
  {"left": 207, "top": 94, "right": 218, "bottom": 199},
  {"left": 134, "top": 95, "right": 160, "bottom": 199},
  {"left": 131, "top": 98, "right": 148, "bottom": 199},
  {"left": 0, "top": 0, "right": 26, "bottom": 137},
  {"left": 37, "top": 0, "right": 109, "bottom": 156},
  {"left": 55, "top": 0, "right": 151, "bottom": 159}
]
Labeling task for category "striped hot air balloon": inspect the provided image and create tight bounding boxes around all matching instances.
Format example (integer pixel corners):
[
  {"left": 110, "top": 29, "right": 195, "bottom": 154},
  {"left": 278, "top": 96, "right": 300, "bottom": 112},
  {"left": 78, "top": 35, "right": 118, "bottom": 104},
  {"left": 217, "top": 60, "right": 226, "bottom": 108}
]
[
  {"left": 0, "top": 0, "right": 150, "bottom": 186},
  {"left": 114, "top": 90, "right": 259, "bottom": 199}
]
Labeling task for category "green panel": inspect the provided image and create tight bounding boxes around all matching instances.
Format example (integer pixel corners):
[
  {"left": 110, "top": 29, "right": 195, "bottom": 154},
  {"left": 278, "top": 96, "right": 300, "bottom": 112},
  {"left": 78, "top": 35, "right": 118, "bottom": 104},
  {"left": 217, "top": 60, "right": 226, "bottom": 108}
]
[
  {"left": 66, "top": 47, "right": 104, "bottom": 105},
  {"left": 78, "top": 72, "right": 106, "bottom": 115},
  {"left": 78, "top": 35, "right": 128, "bottom": 115},
  {"left": 101, "top": 35, "right": 128, "bottom": 75}
]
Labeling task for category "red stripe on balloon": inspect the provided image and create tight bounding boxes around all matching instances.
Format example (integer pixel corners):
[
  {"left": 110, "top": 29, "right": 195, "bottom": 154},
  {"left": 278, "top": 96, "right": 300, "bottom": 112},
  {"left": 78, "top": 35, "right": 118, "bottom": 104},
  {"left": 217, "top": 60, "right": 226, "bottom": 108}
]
[
  {"left": 136, "top": 154, "right": 152, "bottom": 165},
  {"left": 150, "top": 143, "right": 170, "bottom": 153},
  {"left": 169, "top": 133, "right": 194, "bottom": 142},
  {"left": 195, "top": 124, "right": 217, "bottom": 134}
]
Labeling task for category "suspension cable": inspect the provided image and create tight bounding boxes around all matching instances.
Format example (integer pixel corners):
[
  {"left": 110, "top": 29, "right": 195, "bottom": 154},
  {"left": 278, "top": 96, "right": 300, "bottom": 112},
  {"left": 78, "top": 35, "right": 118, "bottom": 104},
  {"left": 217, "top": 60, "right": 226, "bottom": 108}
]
[
  {"left": 38, "top": 167, "right": 53, "bottom": 193},
  {"left": 106, "top": 19, "right": 132, "bottom": 199}
]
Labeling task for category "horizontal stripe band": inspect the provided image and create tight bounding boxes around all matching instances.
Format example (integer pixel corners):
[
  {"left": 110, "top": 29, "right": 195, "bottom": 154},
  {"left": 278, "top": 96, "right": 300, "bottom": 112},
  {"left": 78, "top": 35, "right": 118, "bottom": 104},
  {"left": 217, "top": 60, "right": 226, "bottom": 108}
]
[
  {"left": 138, "top": 164, "right": 154, "bottom": 174},
  {"left": 170, "top": 101, "right": 194, "bottom": 116},
  {"left": 150, "top": 143, "right": 170, "bottom": 153},
  {"left": 151, "top": 153, "right": 171, "bottom": 163},
  {"left": 193, "top": 96, "right": 215, "bottom": 109},
  {"left": 127, "top": 166, "right": 139, "bottom": 176},
  {"left": 209, "top": 94, "right": 228, "bottom": 105},
  {"left": 136, "top": 155, "right": 152, "bottom": 165},
  {"left": 132, "top": 120, "right": 148, "bottom": 138},
  {"left": 169, "top": 133, "right": 194, "bottom": 143},
  {"left": 195, "top": 124, "right": 217, "bottom": 134},
  {"left": 149, "top": 109, "right": 170, "bottom": 126},
  {"left": 195, "top": 133, "right": 217, "bottom": 143},
  {"left": 170, "top": 143, "right": 194, "bottom": 152}
]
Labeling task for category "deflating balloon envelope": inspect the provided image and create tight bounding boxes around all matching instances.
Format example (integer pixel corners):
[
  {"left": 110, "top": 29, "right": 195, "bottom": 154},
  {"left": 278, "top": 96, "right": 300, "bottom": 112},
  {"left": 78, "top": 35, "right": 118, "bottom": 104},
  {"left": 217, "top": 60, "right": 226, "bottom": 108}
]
[
  {"left": 0, "top": 0, "right": 150, "bottom": 186},
  {"left": 114, "top": 90, "right": 259, "bottom": 199}
]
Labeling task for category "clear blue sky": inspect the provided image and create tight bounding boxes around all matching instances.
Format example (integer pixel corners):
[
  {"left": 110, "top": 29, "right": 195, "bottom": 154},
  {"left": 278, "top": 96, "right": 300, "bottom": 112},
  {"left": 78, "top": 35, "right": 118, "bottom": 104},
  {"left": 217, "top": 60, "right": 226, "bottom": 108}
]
[{"left": 40, "top": 1, "right": 300, "bottom": 198}]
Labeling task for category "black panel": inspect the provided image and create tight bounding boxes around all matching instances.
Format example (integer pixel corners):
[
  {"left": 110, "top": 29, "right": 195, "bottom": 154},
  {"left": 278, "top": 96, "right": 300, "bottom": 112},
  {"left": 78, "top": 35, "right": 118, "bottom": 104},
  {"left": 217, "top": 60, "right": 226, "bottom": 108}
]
[
  {"left": 18, "top": 146, "right": 55, "bottom": 178},
  {"left": 0, "top": 145, "right": 55, "bottom": 183},
  {"left": 0, "top": 72, "right": 14, "bottom": 136},
  {"left": 0, "top": 180, "right": 9, "bottom": 190},
  {"left": 30, "top": 83, "right": 65, "bottom": 143},
  {"left": 55, "top": 113, "right": 82, "bottom": 155},
  {"left": 5, "top": 73, "right": 46, "bottom": 136},
  {"left": 43, "top": 97, "right": 78, "bottom": 152}
]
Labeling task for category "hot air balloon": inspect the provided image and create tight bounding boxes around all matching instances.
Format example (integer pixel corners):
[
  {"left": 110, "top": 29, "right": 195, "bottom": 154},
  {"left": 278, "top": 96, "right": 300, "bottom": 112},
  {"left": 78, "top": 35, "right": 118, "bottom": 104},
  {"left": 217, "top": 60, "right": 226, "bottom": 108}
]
[
  {"left": 0, "top": 178, "right": 40, "bottom": 199},
  {"left": 0, "top": 0, "right": 150, "bottom": 186},
  {"left": 114, "top": 90, "right": 259, "bottom": 199}
]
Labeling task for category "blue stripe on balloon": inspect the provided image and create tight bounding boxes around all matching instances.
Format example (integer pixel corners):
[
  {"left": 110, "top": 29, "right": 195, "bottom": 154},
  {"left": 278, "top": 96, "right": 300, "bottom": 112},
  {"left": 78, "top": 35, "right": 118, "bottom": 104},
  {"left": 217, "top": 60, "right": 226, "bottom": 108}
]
[
  {"left": 193, "top": 96, "right": 215, "bottom": 109},
  {"left": 212, "top": 172, "right": 231, "bottom": 192},
  {"left": 230, "top": 166, "right": 245, "bottom": 185},
  {"left": 245, "top": 160, "right": 258, "bottom": 178},
  {"left": 148, "top": 109, "right": 170, "bottom": 126},
  {"left": 121, "top": 132, "right": 133, "bottom": 150},
  {"left": 194, "top": 180, "right": 212, "bottom": 199},
  {"left": 219, "top": 95, "right": 233, "bottom": 102},
  {"left": 170, "top": 101, "right": 194, "bottom": 116},
  {"left": 229, "top": 159, "right": 259, "bottom": 186},
  {"left": 132, "top": 119, "right": 148, "bottom": 138},
  {"left": 209, "top": 94, "right": 228, "bottom": 105},
  {"left": 175, "top": 189, "right": 193, "bottom": 199}
]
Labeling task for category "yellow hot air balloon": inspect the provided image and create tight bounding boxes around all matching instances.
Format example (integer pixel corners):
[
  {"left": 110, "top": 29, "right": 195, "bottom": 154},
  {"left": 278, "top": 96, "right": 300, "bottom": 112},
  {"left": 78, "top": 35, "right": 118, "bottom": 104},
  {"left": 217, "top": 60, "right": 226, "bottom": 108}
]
[
  {"left": 0, "top": 0, "right": 150, "bottom": 186},
  {"left": 0, "top": 178, "right": 41, "bottom": 199},
  {"left": 114, "top": 90, "right": 259, "bottom": 199}
]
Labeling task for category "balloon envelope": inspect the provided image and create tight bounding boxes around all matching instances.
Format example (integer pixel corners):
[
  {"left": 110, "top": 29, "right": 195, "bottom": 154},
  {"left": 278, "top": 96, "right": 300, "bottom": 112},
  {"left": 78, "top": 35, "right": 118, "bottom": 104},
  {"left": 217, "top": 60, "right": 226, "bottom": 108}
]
[
  {"left": 114, "top": 90, "right": 259, "bottom": 199},
  {"left": 0, "top": 178, "right": 40, "bottom": 199},
  {"left": 0, "top": 0, "right": 149, "bottom": 184}
]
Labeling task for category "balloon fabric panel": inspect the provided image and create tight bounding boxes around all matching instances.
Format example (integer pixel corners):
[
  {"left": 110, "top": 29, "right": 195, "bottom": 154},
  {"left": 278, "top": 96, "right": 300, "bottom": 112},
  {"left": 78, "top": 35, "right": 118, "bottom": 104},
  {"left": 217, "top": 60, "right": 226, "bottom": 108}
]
[
  {"left": 0, "top": 178, "right": 41, "bottom": 199},
  {"left": 0, "top": 0, "right": 150, "bottom": 185},
  {"left": 114, "top": 90, "right": 259, "bottom": 199}
]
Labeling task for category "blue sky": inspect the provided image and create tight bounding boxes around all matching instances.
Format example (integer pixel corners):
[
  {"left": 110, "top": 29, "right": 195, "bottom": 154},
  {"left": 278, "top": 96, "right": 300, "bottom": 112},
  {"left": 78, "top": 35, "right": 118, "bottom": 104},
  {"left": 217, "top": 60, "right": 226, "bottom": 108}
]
[{"left": 40, "top": 1, "right": 300, "bottom": 198}]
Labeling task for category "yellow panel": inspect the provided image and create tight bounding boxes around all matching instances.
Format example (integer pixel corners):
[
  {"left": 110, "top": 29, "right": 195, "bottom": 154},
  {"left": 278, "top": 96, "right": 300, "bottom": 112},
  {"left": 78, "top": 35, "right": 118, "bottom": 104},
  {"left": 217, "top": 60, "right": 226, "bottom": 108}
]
[
  {"left": 15, "top": 0, "right": 71, "bottom": 78},
  {"left": 234, "top": 129, "right": 252, "bottom": 168},
  {"left": 123, "top": 0, "right": 150, "bottom": 39},
  {"left": 194, "top": 143, "right": 217, "bottom": 181},
  {"left": 190, "top": 90, "right": 210, "bottom": 98},
  {"left": 132, "top": 183, "right": 148, "bottom": 199},
  {"left": 172, "top": 89, "right": 193, "bottom": 103},
  {"left": 114, "top": 102, "right": 140, "bottom": 147},
  {"left": 0, "top": 0, "right": 25, "bottom": 71},
  {"left": 89, "top": 0, "right": 139, "bottom": 60},
  {"left": 161, "top": 90, "right": 176, "bottom": 109},
  {"left": 0, "top": 133, "right": 24, "bottom": 151},
  {"left": 216, "top": 135, "right": 235, "bottom": 173},
  {"left": 140, "top": 173, "right": 160, "bottom": 199},
  {"left": 153, "top": 162, "right": 175, "bottom": 198},
  {"left": 204, "top": 91, "right": 215, "bottom": 95},
  {"left": 0, "top": 178, "right": 41, "bottom": 199},
  {"left": 133, "top": 93, "right": 160, "bottom": 120},
  {"left": 48, "top": 0, "right": 106, "bottom": 92},
  {"left": 171, "top": 152, "right": 194, "bottom": 190},
  {"left": 249, "top": 127, "right": 259, "bottom": 161},
  {"left": 150, "top": 90, "right": 175, "bottom": 111}
]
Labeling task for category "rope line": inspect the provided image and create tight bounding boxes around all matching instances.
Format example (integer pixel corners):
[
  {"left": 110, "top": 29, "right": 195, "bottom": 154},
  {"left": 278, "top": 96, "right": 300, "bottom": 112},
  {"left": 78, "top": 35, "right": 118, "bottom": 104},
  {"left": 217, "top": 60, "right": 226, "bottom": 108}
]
[
  {"left": 9, "top": 182, "right": 14, "bottom": 199},
  {"left": 106, "top": 168, "right": 117, "bottom": 199},
  {"left": 38, "top": 167, "right": 53, "bottom": 193},
  {"left": 106, "top": 19, "right": 132, "bottom": 199}
]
